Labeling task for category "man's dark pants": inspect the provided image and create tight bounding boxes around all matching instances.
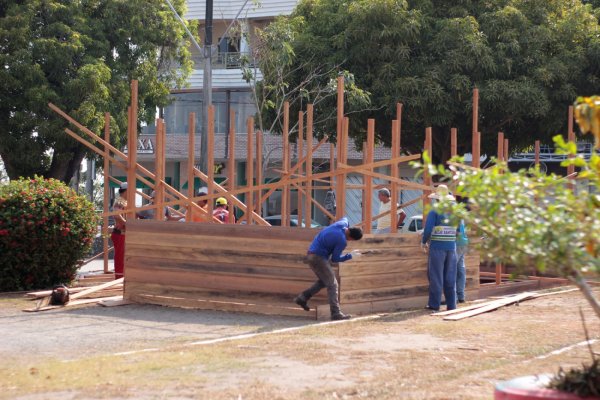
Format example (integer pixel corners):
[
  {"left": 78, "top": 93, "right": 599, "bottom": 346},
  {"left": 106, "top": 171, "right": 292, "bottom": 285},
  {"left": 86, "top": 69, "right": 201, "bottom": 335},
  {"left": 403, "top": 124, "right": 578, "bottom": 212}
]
[{"left": 297, "top": 253, "right": 341, "bottom": 316}]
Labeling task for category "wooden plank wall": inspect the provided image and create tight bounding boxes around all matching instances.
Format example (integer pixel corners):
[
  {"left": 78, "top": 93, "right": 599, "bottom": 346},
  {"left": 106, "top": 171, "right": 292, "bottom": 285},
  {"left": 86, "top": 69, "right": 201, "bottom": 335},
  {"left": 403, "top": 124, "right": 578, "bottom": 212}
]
[
  {"left": 125, "top": 220, "right": 327, "bottom": 318},
  {"left": 338, "top": 234, "right": 480, "bottom": 318},
  {"left": 125, "top": 222, "right": 480, "bottom": 320}
]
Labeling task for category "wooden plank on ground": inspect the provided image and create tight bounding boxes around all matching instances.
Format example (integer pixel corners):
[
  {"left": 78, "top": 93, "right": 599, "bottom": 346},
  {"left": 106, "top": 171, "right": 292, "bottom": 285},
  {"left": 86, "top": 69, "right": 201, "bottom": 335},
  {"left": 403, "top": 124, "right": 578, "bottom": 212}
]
[
  {"left": 69, "top": 278, "right": 124, "bottom": 301},
  {"left": 98, "top": 297, "right": 131, "bottom": 307},
  {"left": 26, "top": 284, "right": 123, "bottom": 298},
  {"left": 442, "top": 292, "right": 536, "bottom": 321},
  {"left": 23, "top": 295, "right": 123, "bottom": 312}
]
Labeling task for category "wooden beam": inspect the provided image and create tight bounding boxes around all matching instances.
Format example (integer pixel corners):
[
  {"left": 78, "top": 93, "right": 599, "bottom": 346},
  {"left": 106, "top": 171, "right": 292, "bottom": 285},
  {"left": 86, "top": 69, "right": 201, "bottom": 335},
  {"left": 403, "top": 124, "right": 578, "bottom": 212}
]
[
  {"left": 228, "top": 108, "right": 236, "bottom": 223},
  {"left": 155, "top": 118, "right": 165, "bottom": 220},
  {"left": 256, "top": 129, "right": 263, "bottom": 215},
  {"left": 365, "top": 119, "right": 375, "bottom": 233},
  {"left": 282, "top": 102, "right": 290, "bottom": 226},
  {"left": 207, "top": 105, "right": 215, "bottom": 219},
  {"left": 472, "top": 87, "right": 479, "bottom": 167},
  {"left": 103, "top": 113, "right": 110, "bottom": 274},
  {"left": 246, "top": 116, "right": 254, "bottom": 224},
  {"left": 127, "top": 80, "right": 138, "bottom": 220},
  {"left": 448, "top": 127, "right": 456, "bottom": 158},
  {"left": 188, "top": 112, "right": 196, "bottom": 223},
  {"left": 305, "top": 104, "right": 313, "bottom": 226},
  {"left": 390, "top": 120, "right": 400, "bottom": 233},
  {"left": 497, "top": 132, "right": 504, "bottom": 162},
  {"left": 297, "top": 111, "right": 304, "bottom": 224},
  {"left": 567, "top": 105, "right": 575, "bottom": 191}
]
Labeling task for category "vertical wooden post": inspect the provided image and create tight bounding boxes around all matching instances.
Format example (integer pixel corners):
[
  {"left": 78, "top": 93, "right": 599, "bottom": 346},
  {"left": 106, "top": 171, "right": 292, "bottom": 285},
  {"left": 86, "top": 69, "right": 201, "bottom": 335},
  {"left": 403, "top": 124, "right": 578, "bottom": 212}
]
[
  {"left": 450, "top": 128, "right": 457, "bottom": 158},
  {"left": 472, "top": 87, "right": 479, "bottom": 168},
  {"left": 362, "top": 141, "right": 368, "bottom": 224},
  {"left": 335, "top": 75, "right": 344, "bottom": 222},
  {"left": 305, "top": 104, "right": 314, "bottom": 227},
  {"left": 390, "top": 119, "right": 400, "bottom": 233},
  {"left": 423, "top": 127, "right": 433, "bottom": 223},
  {"left": 535, "top": 140, "right": 540, "bottom": 166},
  {"left": 568, "top": 105, "right": 575, "bottom": 191},
  {"left": 365, "top": 119, "right": 375, "bottom": 233},
  {"left": 337, "top": 117, "right": 349, "bottom": 220},
  {"left": 256, "top": 129, "right": 263, "bottom": 215},
  {"left": 503, "top": 138, "right": 509, "bottom": 162},
  {"left": 187, "top": 113, "right": 196, "bottom": 223},
  {"left": 472, "top": 132, "right": 481, "bottom": 169},
  {"left": 297, "top": 111, "right": 304, "bottom": 224},
  {"left": 336, "top": 75, "right": 344, "bottom": 167},
  {"left": 103, "top": 113, "right": 110, "bottom": 274},
  {"left": 497, "top": 132, "right": 504, "bottom": 162},
  {"left": 127, "top": 80, "right": 138, "bottom": 219},
  {"left": 396, "top": 103, "right": 402, "bottom": 151},
  {"left": 228, "top": 109, "right": 236, "bottom": 223},
  {"left": 282, "top": 102, "right": 290, "bottom": 227},
  {"left": 155, "top": 118, "right": 165, "bottom": 221},
  {"left": 207, "top": 105, "right": 215, "bottom": 220},
  {"left": 246, "top": 116, "right": 254, "bottom": 224}
]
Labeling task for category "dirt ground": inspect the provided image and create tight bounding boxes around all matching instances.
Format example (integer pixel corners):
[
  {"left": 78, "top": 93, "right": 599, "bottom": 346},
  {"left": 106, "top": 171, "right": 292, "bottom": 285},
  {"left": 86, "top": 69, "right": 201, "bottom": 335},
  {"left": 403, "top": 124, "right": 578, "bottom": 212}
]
[{"left": 1, "top": 286, "right": 598, "bottom": 400}]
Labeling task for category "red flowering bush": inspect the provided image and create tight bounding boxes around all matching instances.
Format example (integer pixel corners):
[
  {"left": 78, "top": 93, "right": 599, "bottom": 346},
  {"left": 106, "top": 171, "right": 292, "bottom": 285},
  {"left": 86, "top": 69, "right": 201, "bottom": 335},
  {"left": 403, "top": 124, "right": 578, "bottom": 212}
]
[{"left": 0, "top": 176, "right": 99, "bottom": 291}]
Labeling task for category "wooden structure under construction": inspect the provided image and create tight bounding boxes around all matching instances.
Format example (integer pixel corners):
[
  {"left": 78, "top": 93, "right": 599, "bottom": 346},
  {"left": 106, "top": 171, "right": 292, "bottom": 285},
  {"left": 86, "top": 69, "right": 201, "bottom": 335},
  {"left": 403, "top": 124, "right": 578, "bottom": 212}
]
[{"left": 50, "top": 78, "right": 576, "bottom": 319}]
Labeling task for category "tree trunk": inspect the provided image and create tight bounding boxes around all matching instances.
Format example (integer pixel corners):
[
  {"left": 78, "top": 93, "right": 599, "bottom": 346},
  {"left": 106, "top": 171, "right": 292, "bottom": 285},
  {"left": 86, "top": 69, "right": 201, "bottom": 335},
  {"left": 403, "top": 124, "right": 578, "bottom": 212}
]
[
  {"left": 47, "top": 147, "right": 86, "bottom": 184},
  {"left": 570, "top": 269, "right": 600, "bottom": 322}
]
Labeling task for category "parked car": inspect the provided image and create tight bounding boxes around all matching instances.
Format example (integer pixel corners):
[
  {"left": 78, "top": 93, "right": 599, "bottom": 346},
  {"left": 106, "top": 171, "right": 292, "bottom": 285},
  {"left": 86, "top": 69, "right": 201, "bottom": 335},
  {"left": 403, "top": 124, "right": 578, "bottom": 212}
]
[
  {"left": 398, "top": 215, "right": 423, "bottom": 234},
  {"left": 264, "top": 215, "right": 322, "bottom": 228}
]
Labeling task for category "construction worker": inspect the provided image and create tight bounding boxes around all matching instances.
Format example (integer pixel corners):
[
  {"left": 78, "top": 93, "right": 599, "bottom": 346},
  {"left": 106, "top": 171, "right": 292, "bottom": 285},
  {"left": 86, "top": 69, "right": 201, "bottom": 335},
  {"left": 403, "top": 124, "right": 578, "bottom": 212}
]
[
  {"left": 111, "top": 182, "right": 128, "bottom": 279},
  {"left": 189, "top": 187, "right": 209, "bottom": 222},
  {"left": 294, "top": 217, "right": 363, "bottom": 320},
  {"left": 213, "top": 197, "right": 234, "bottom": 223},
  {"left": 375, "top": 188, "right": 406, "bottom": 233}
]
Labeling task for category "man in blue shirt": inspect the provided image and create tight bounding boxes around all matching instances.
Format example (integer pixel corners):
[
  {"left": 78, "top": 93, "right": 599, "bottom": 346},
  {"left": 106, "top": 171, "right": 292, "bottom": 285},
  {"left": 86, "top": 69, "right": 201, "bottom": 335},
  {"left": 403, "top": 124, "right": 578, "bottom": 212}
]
[
  {"left": 421, "top": 184, "right": 458, "bottom": 312},
  {"left": 294, "top": 217, "right": 363, "bottom": 320}
]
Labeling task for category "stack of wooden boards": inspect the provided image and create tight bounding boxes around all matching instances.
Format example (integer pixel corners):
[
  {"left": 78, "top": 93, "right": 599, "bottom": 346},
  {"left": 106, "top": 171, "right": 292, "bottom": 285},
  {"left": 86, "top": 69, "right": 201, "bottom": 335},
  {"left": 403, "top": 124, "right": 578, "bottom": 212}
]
[
  {"left": 23, "top": 278, "right": 126, "bottom": 312},
  {"left": 431, "top": 287, "right": 578, "bottom": 321}
]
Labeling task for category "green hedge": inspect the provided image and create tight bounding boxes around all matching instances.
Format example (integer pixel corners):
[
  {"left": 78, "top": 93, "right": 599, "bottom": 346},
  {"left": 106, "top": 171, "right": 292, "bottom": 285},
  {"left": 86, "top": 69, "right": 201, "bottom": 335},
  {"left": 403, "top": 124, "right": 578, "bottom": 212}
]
[{"left": 0, "top": 176, "right": 99, "bottom": 291}]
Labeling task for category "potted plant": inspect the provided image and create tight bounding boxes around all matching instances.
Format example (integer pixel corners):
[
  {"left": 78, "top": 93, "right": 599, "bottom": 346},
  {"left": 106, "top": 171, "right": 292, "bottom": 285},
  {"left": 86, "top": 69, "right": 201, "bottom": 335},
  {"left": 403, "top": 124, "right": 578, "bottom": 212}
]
[{"left": 417, "top": 97, "right": 600, "bottom": 399}]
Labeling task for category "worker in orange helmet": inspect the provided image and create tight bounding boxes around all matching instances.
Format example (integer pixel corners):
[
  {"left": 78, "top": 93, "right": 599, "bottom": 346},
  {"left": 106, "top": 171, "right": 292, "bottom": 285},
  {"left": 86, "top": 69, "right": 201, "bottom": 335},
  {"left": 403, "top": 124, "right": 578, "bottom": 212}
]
[{"left": 213, "top": 197, "right": 235, "bottom": 223}]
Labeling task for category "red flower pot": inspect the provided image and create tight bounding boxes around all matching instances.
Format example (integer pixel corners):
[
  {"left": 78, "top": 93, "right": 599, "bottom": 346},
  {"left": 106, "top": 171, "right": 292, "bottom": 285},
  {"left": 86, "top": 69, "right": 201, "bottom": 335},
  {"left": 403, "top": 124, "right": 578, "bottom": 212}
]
[{"left": 495, "top": 375, "right": 600, "bottom": 400}]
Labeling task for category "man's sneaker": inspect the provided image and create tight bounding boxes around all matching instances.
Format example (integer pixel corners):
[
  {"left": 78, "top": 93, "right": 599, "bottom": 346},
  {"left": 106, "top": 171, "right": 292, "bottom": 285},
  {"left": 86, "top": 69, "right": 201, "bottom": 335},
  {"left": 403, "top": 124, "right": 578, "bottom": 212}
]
[
  {"left": 294, "top": 297, "right": 310, "bottom": 311},
  {"left": 331, "top": 313, "right": 352, "bottom": 321},
  {"left": 458, "top": 299, "right": 466, "bottom": 304},
  {"left": 424, "top": 305, "right": 440, "bottom": 312}
]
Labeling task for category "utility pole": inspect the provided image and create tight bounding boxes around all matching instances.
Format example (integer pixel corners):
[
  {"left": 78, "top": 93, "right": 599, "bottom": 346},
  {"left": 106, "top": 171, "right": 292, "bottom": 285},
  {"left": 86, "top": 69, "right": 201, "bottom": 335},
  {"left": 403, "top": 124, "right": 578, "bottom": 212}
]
[
  {"left": 200, "top": 0, "right": 213, "bottom": 175},
  {"left": 165, "top": 0, "right": 252, "bottom": 175}
]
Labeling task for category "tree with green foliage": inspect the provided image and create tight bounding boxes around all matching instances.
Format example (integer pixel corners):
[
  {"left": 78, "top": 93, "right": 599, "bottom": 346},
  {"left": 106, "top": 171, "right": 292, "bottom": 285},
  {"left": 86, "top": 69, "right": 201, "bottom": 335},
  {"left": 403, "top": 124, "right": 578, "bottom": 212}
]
[
  {"left": 262, "top": 0, "right": 600, "bottom": 162},
  {"left": 0, "top": 0, "right": 194, "bottom": 183},
  {"left": 243, "top": 16, "right": 371, "bottom": 143}
]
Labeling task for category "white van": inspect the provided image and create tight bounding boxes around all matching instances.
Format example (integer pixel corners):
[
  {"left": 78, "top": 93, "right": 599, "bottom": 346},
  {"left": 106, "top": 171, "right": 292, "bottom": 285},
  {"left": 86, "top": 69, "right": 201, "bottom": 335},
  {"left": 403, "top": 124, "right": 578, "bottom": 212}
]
[{"left": 399, "top": 215, "right": 423, "bottom": 234}]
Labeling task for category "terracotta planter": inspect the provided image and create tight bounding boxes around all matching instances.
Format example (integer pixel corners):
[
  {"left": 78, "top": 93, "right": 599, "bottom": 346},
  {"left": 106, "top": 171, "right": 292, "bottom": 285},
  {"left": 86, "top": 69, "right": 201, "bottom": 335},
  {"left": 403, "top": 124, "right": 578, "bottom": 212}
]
[{"left": 495, "top": 375, "right": 600, "bottom": 400}]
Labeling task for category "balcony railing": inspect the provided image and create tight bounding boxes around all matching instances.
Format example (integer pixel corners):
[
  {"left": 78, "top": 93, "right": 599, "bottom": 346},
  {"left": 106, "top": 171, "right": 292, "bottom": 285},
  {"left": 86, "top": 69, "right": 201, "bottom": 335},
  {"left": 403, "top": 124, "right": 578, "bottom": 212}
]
[
  {"left": 191, "top": 51, "right": 256, "bottom": 69},
  {"left": 509, "top": 142, "right": 599, "bottom": 163}
]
